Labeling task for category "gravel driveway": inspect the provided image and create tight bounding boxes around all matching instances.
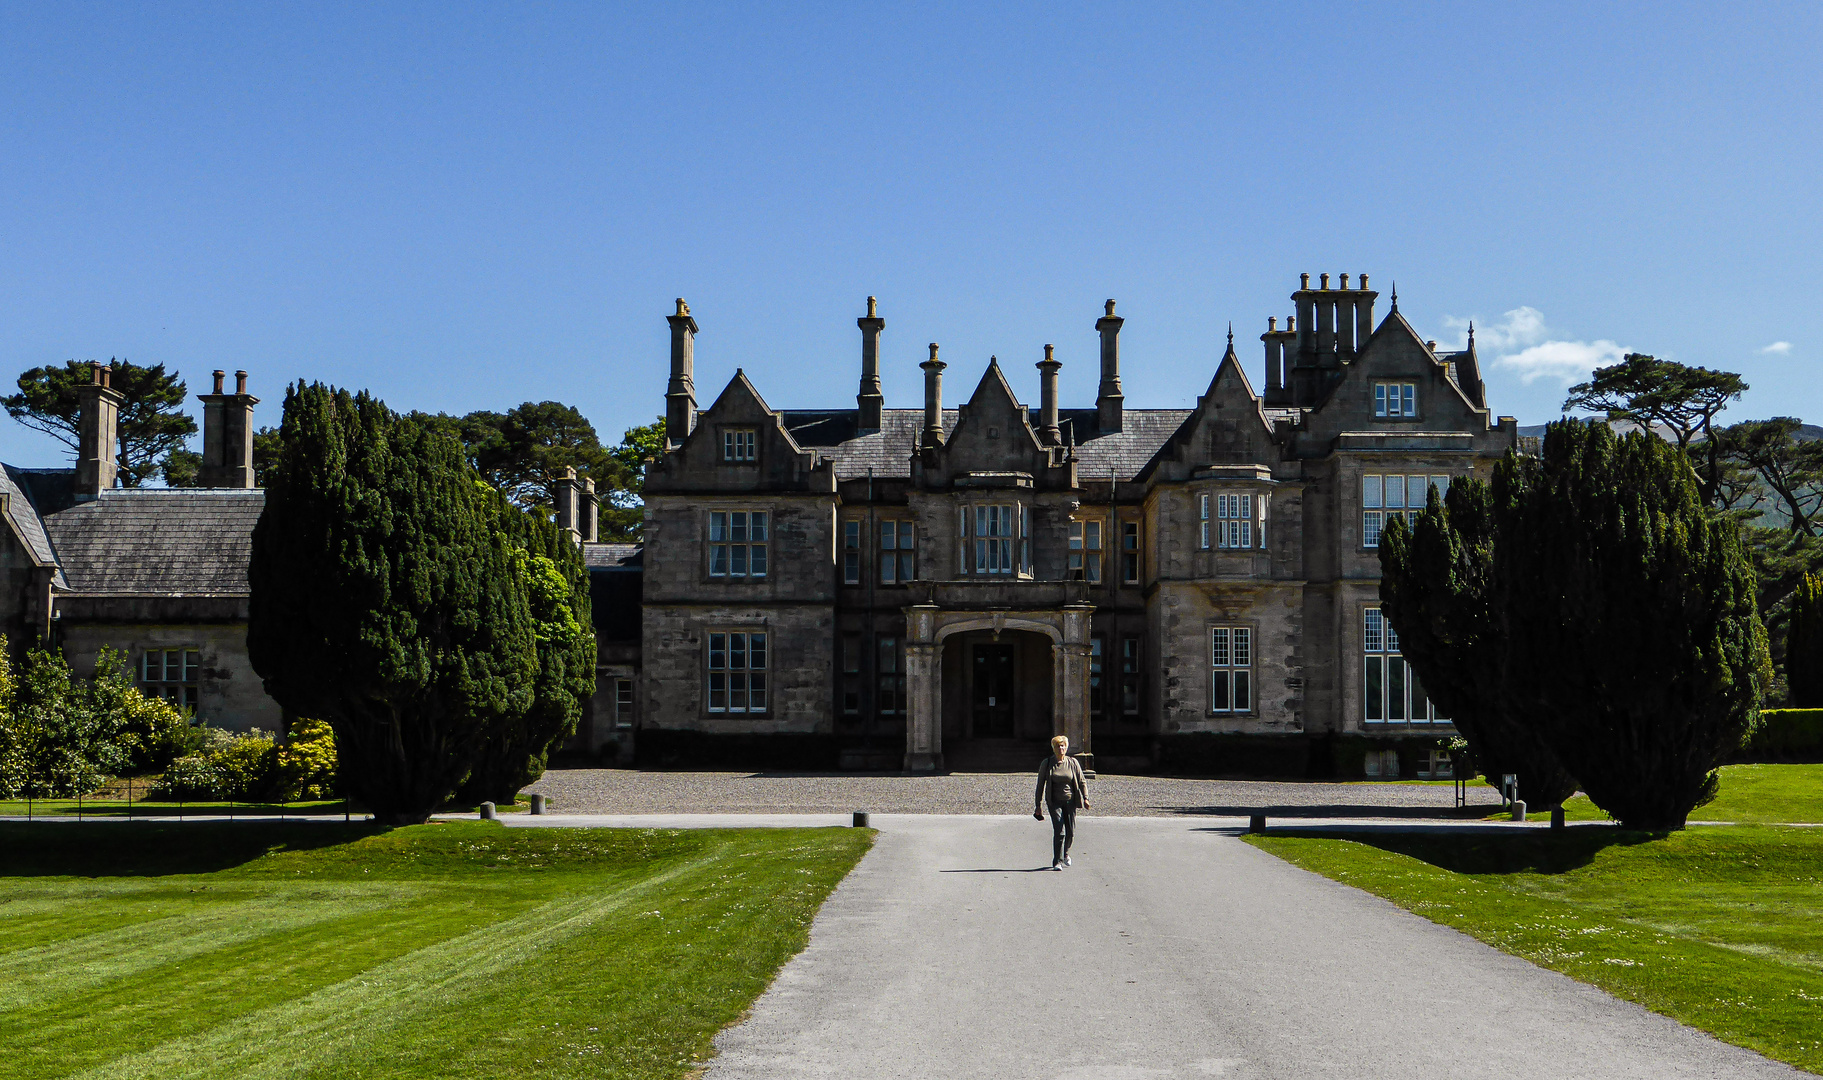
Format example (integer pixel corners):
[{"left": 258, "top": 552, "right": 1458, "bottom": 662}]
[{"left": 524, "top": 768, "right": 1504, "bottom": 818}]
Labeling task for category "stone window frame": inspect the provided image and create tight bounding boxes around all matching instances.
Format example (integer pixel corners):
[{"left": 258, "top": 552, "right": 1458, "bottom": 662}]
[
  {"left": 706, "top": 507, "right": 770, "bottom": 580},
  {"left": 1361, "top": 605, "right": 1447, "bottom": 726},
  {"left": 1068, "top": 514, "right": 1106, "bottom": 584},
  {"left": 1197, "top": 490, "right": 1268, "bottom": 552},
  {"left": 721, "top": 427, "right": 758, "bottom": 462},
  {"left": 957, "top": 500, "right": 1031, "bottom": 578},
  {"left": 613, "top": 678, "right": 635, "bottom": 729},
  {"left": 1373, "top": 382, "right": 1418, "bottom": 419},
  {"left": 141, "top": 648, "right": 200, "bottom": 711},
  {"left": 705, "top": 628, "right": 769, "bottom": 716},
  {"left": 1207, "top": 622, "right": 1257, "bottom": 717},
  {"left": 879, "top": 519, "right": 916, "bottom": 585}
]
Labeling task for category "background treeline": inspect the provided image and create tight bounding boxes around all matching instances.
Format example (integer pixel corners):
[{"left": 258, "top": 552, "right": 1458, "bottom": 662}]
[{"left": 5, "top": 359, "right": 663, "bottom": 540}]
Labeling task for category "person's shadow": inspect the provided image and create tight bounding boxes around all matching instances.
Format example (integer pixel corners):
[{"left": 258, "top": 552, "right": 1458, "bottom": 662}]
[{"left": 939, "top": 867, "right": 1056, "bottom": 873}]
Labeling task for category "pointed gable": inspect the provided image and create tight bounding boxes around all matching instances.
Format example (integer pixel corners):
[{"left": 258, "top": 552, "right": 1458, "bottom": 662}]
[
  {"left": 646, "top": 369, "right": 833, "bottom": 493},
  {"left": 939, "top": 358, "right": 1048, "bottom": 476},
  {"left": 1138, "top": 336, "right": 1277, "bottom": 482},
  {"left": 1315, "top": 307, "right": 1488, "bottom": 431}
]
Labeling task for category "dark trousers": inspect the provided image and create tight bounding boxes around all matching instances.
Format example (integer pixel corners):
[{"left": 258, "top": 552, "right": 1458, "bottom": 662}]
[{"left": 1049, "top": 803, "right": 1077, "bottom": 864}]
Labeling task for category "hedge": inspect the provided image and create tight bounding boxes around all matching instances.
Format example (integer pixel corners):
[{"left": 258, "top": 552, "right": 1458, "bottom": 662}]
[{"left": 1739, "top": 709, "right": 1823, "bottom": 763}]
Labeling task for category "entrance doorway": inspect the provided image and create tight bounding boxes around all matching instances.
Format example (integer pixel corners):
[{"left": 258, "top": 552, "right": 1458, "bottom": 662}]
[{"left": 971, "top": 644, "right": 1016, "bottom": 737}]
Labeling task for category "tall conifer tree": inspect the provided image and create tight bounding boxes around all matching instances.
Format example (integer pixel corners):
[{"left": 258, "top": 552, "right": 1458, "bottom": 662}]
[
  {"left": 1380, "top": 481, "right": 1579, "bottom": 807},
  {"left": 1494, "top": 420, "right": 1769, "bottom": 829},
  {"left": 1789, "top": 572, "right": 1823, "bottom": 707},
  {"left": 248, "top": 383, "right": 540, "bottom": 824}
]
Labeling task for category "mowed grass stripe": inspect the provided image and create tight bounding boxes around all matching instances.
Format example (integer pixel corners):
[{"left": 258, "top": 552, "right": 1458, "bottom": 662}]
[
  {"left": 67, "top": 851, "right": 718, "bottom": 1080},
  {"left": 0, "top": 885, "right": 420, "bottom": 1009}
]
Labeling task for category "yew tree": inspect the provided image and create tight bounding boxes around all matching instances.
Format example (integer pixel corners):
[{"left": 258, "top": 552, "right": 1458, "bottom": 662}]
[
  {"left": 1379, "top": 482, "right": 1579, "bottom": 808},
  {"left": 248, "top": 383, "right": 540, "bottom": 824},
  {"left": 1493, "top": 420, "right": 1770, "bottom": 830}
]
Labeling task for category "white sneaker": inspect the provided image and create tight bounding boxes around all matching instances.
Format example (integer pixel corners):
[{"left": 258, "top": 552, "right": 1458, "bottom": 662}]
[
  {"left": 1063, "top": 854, "right": 1072, "bottom": 867},
  {"left": 1051, "top": 861, "right": 1062, "bottom": 870}
]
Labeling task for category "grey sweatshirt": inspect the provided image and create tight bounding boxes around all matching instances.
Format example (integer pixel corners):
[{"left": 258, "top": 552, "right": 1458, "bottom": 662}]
[{"left": 1035, "top": 755, "right": 1088, "bottom": 809}]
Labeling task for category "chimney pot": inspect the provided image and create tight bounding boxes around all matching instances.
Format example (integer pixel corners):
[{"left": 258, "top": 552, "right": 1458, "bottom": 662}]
[
  {"left": 1104, "top": 299, "right": 1116, "bottom": 316},
  {"left": 867, "top": 295, "right": 877, "bottom": 317},
  {"left": 1268, "top": 316, "right": 1277, "bottom": 331},
  {"left": 1427, "top": 340, "right": 1438, "bottom": 351},
  {"left": 1360, "top": 273, "right": 1369, "bottom": 290},
  {"left": 100, "top": 365, "right": 112, "bottom": 389},
  {"left": 1288, "top": 315, "right": 1296, "bottom": 332},
  {"left": 213, "top": 370, "right": 225, "bottom": 394},
  {"left": 1320, "top": 273, "right": 1330, "bottom": 290},
  {"left": 1340, "top": 273, "right": 1350, "bottom": 289},
  {"left": 1300, "top": 273, "right": 1310, "bottom": 290},
  {"left": 89, "top": 361, "right": 102, "bottom": 386}
]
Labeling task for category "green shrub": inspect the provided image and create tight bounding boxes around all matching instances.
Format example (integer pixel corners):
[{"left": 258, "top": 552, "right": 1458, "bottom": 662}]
[
  {"left": 273, "top": 717, "right": 337, "bottom": 801},
  {"left": 154, "top": 728, "right": 279, "bottom": 801},
  {"left": 1740, "top": 709, "right": 1823, "bottom": 762},
  {"left": 0, "top": 647, "right": 199, "bottom": 797}
]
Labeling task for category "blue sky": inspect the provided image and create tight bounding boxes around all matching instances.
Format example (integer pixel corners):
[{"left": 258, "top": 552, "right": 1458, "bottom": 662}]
[{"left": 1, "top": 3, "right": 1817, "bottom": 469}]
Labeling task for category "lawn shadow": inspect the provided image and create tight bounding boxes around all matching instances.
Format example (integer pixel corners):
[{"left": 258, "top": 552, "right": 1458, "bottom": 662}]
[
  {"left": 0, "top": 821, "right": 386, "bottom": 877},
  {"left": 1167, "top": 803, "right": 1493, "bottom": 821},
  {"left": 1265, "top": 825, "right": 1666, "bottom": 875}
]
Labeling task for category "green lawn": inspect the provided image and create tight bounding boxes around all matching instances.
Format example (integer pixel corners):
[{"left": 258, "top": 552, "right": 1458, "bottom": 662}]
[
  {"left": 1472, "top": 763, "right": 1823, "bottom": 823},
  {"left": 1248, "top": 825, "right": 1823, "bottom": 1073},
  {"left": 0, "top": 821, "right": 872, "bottom": 1080}
]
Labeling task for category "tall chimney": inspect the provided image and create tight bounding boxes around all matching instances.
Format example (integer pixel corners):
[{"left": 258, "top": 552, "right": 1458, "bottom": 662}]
[
  {"left": 1294, "top": 275, "right": 1314, "bottom": 363},
  {"left": 665, "top": 298, "right": 699, "bottom": 449},
  {"left": 75, "top": 362, "right": 124, "bottom": 500},
  {"left": 920, "top": 343, "right": 946, "bottom": 447},
  {"left": 1355, "top": 273, "right": 1375, "bottom": 346},
  {"left": 1262, "top": 319, "right": 1283, "bottom": 398},
  {"left": 857, "top": 296, "right": 884, "bottom": 432},
  {"left": 554, "top": 466, "right": 580, "bottom": 542},
  {"left": 1095, "top": 299, "right": 1123, "bottom": 433},
  {"left": 1036, "top": 344, "right": 1061, "bottom": 446},
  {"left": 579, "top": 476, "right": 599, "bottom": 543},
  {"left": 197, "top": 369, "right": 260, "bottom": 488}
]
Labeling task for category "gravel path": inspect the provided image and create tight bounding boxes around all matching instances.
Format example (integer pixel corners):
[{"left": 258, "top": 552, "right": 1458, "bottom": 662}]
[{"left": 523, "top": 769, "right": 1504, "bottom": 818}]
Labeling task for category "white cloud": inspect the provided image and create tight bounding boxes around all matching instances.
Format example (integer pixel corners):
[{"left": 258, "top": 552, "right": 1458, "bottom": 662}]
[
  {"left": 1494, "top": 339, "right": 1628, "bottom": 385},
  {"left": 1442, "top": 306, "right": 1546, "bottom": 352},
  {"left": 1760, "top": 341, "right": 1793, "bottom": 355}
]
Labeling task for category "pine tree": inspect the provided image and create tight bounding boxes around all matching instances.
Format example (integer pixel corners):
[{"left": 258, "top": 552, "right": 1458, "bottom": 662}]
[
  {"left": 1789, "top": 572, "right": 1823, "bottom": 707},
  {"left": 1379, "top": 480, "right": 1579, "bottom": 807},
  {"left": 1494, "top": 419, "right": 1770, "bottom": 830},
  {"left": 247, "top": 383, "right": 541, "bottom": 824}
]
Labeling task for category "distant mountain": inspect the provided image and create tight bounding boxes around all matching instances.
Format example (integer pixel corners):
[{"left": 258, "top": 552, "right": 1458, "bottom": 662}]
[{"left": 1518, "top": 420, "right": 1822, "bottom": 442}]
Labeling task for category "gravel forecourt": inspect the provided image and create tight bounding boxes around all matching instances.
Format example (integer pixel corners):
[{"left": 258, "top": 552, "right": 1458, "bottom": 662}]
[{"left": 523, "top": 768, "right": 1505, "bottom": 818}]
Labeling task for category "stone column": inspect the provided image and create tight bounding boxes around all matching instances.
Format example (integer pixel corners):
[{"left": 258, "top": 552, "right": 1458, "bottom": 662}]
[
  {"left": 903, "top": 604, "right": 943, "bottom": 773},
  {"left": 1056, "top": 603, "right": 1096, "bottom": 773}
]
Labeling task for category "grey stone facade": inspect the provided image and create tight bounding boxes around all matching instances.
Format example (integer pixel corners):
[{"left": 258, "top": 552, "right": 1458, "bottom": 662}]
[{"left": 623, "top": 275, "right": 1519, "bottom": 776}]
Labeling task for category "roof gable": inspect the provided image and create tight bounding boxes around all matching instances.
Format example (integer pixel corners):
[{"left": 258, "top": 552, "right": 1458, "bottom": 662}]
[
  {"left": 1137, "top": 336, "right": 1277, "bottom": 482},
  {"left": 939, "top": 358, "right": 1047, "bottom": 475}
]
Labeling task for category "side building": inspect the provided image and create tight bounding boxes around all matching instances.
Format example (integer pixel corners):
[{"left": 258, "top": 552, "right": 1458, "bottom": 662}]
[{"left": 616, "top": 275, "right": 1518, "bottom": 776}]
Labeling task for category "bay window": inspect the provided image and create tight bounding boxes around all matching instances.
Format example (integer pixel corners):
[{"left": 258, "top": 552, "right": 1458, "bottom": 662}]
[
  {"left": 961, "top": 503, "right": 1027, "bottom": 575},
  {"left": 1199, "top": 492, "right": 1266, "bottom": 550}
]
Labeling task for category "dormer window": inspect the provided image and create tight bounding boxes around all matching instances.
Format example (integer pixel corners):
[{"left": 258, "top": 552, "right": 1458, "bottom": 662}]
[
  {"left": 723, "top": 429, "right": 757, "bottom": 461},
  {"left": 1375, "top": 383, "right": 1417, "bottom": 418}
]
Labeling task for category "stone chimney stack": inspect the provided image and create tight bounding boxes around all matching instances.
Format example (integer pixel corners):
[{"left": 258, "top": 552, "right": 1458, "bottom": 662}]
[
  {"left": 554, "top": 466, "right": 581, "bottom": 542},
  {"left": 665, "top": 298, "right": 699, "bottom": 449},
  {"left": 920, "top": 343, "right": 946, "bottom": 447},
  {"left": 1095, "top": 300, "right": 1124, "bottom": 433},
  {"left": 856, "top": 296, "right": 884, "bottom": 432},
  {"left": 579, "top": 476, "right": 599, "bottom": 543},
  {"left": 1355, "top": 273, "right": 1376, "bottom": 346},
  {"left": 197, "top": 369, "right": 260, "bottom": 488},
  {"left": 1037, "top": 344, "right": 1062, "bottom": 446},
  {"left": 75, "top": 362, "right": 124, "bottom": 500}
]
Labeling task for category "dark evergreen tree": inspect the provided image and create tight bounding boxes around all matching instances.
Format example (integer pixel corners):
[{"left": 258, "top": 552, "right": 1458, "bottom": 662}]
[
  {"left": 247, "top": 383, "right": 540, "bottom": 824},
  {"left": 1789, "top": 572, "right": 1823, "bottom": 707},
  {"left": 1493, "top": 420, "right": 1770, "bottom": 830},
  {"left": 454, "top": 483, "right": 596, "bottom": 804},
  {"left": 1379, "top": 482, "right": 1579, "bottom": 807}
]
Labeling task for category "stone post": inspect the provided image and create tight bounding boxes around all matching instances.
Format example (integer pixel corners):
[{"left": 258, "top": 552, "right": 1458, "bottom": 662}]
[{"left": 903, "top": 604, "right": 943, "bottom": 773}]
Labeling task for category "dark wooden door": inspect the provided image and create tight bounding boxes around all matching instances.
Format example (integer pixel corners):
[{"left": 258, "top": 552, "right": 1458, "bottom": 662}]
[{"left": 971, "top": 644, "right": 1016, "bottom": 738}]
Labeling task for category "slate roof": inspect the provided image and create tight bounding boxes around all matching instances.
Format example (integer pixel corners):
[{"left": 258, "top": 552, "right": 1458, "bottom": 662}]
[
  {"left": 582, "top": 542, "right": 643, "bottom": 569},
  {"left": 40, "top": 489, "right": 266, "bottom": 595},
  {"left": 781, "top": 406, "right": 1189, "bottom": 482},
  {"left": 0, "top": 466, "right": 62, "bottom": 579}
]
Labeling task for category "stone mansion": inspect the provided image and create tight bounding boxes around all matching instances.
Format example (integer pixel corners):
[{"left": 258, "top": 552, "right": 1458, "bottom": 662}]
[
  {"left": 620, "top": 273, "right": 1518, "bottom": 776},
  {"left": 0, "top": 272, "right": 1516, "bottom": 779}
]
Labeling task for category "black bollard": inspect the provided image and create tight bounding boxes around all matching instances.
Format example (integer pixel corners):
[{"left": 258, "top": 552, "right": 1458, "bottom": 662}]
[
  {"left": 852, "top": 811, "right": 869, "bottom": 828},
  {"left": 1248, "top": 814, "right": 1266, "bottom": 833}
]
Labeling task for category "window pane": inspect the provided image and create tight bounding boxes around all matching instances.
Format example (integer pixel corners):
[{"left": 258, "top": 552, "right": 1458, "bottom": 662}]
[
  {"left": 1388, "top": 657, "right": 1407, "bottom": 721},
  {"left": 729, "top": 672, "right": 748, "bottom": 711},
  {"left": 1363, "top": 475, "right": 1382, "bottom": 509},
  {"left": 1211, "top": 669, "right": 1231, "bottom": 711},
  {"left": 1410, "top": 664, "right": 1430, "bottom": 723},
  {"left": 1199, "top": 494, "right": 1209, "bottom": 520},
  {"left": 1407, "top": 475, "right": 1428, "bottom": 511},
  {"left": 711, "top": 545, "right": 728, "bottom": 576},
  {"left": 844, "top": 521, "right": 859, "bottom": 549},
  {"left": 1433, "top": 475, "right": 1450, "bottom": 499},
  {"left": 1069, "top": 522, "right": 1083, "bottom": 550},
  {"left": 1363, "top": 511, "right": 1382, "bottom": 548},
  {"left": 1123, "top": 523, "right": 1138, "bottom": 551},
  {"left": 750, "top": 512, "right": 768, "bottom": 541},
  {"left": 1233, "top": 670, "right": 1251, "bottom": 712},
  {"left": 1385, "top": 476, "right": 1405, "bottom": 509},
  {"left": 709, "top": 633, "right": 727, "bottom": 669},
  {"left": 1240, "top": 521, "right": 1252, "bottom": 548},
  {"left": 1200, "top": 521, "right": 1209, "bottom": 549},
  {"left": 844, "top": 634, "right": 861, "bottom": 674},
  {"left": 879, "top": 637, "right": 897, "bottom": 674},
  {"left": 844, "top": 550, "right": 859, "bottom": 584},
  {"left": 1402, "top": 385, "right": 1415, "bottom": 415},
  {"left": 749, "top": 544, "right": 767, "bottom": 577},
  {"left": 1233, "top": 628, "right": 1251, "bottom": 667},
  {"left": 749, "top": 633, "right": 766, "bottom": 669},
  {"left": 711, "top": 512, "right": 728, "bottom": 541},
  {"left": 729, "top": 633, "right": 747, "bottom": 671},
  {"left": 900, "top": 523, "right": 915, "bottom": 550},
  {"left": 748, "top": 673, "right": 767, "bottom": 711},
  {"left": 731, "top": 544, "right": 747, "bottom": 575},
  {"left": 1385, "top": 622, "right": 1400, "bottom": 654},
  {"left": 899, "top": 552, "right": 915, "bottom": 582},
  {"left": 1211, "top": 628, "right": 1230, "bottom": 667},
  {"left": 881, "top": 521, "right": 896, "bottom": 549},
  {"left": 709, "top": 671, "right": 727, "bottom": 710},
  {"left": 1365, "top": 656, "right": 1384, "bottom": 721},
  {"left": 1375, "top": 384, "right": 1388, "bottom": 416},
  {"left": 975, "top": 538, "right": 987, "bottom": 573},
  {"left": 184, "top": 651, "right": 200, "bottom": 682},
  {"left": 1364, "top": 609, "right": 1383, "bottom": 653}
]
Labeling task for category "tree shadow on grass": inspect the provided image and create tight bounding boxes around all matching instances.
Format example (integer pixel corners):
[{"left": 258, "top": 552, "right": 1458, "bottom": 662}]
[
  {"left": 1169, "top": 804, "right": 1494, "bottom": 821},
  {"left": 1267, "top": 825, "right": 1666, "bottom": 875},
  {"left": 0, "top": 821, "right": 385, "bottom": 878}
]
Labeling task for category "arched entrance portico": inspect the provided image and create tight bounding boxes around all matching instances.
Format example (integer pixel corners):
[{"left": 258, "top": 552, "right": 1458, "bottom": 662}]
[{"left": 902, "top": 603, "right": 1094, "bottom": 773}]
